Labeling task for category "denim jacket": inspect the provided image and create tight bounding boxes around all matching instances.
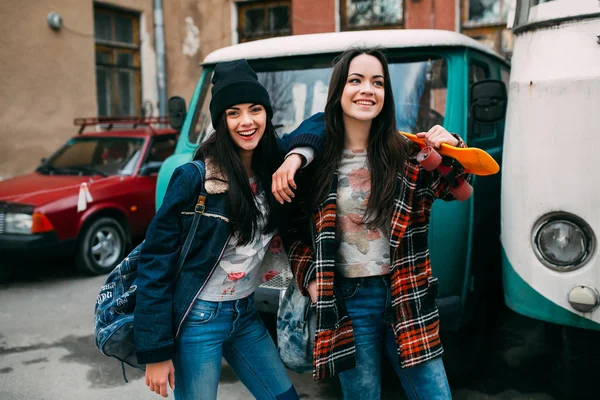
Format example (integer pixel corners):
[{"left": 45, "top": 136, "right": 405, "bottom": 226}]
[{"left": 134, "top": 159, "right": 233, "bottom": 364}]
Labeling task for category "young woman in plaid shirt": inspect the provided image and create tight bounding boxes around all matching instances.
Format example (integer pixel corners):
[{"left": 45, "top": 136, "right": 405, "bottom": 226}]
[{"left": 274, "top": 48, "right": 468, "bottom": 399}]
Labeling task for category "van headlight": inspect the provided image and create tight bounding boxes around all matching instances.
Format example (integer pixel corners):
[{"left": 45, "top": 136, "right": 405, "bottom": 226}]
[
  {"left": 5, "top": 213, "right": 33, "bottom": 234},
  {"left": 532, "top": 213, "right": 595, "bottom": 271}
]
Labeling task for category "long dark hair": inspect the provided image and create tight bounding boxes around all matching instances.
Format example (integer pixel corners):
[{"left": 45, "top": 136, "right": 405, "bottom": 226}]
[
  {"left": 312, "top": 48, "right": 409, "bottom": 228},
  {"left": 194, "top": 113, "right": 283, "bottom": 245}
]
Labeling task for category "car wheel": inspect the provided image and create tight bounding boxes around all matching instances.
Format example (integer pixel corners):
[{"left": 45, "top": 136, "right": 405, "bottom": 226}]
[{"left": 76, "top": 217, "right": 128, "bottom": 275}]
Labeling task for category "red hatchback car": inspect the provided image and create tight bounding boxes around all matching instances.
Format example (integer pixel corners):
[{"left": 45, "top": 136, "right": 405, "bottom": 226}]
[{"left": 0, "top": 117, "right": 177, "bottom": 275}]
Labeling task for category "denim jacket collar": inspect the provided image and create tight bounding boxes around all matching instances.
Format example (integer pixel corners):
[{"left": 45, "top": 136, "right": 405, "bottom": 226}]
[{"left": 205, "top": 157, "right": 229, "bottom": 194}]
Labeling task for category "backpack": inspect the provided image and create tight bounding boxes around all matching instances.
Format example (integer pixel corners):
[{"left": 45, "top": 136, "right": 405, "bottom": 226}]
[{"left": 93, "top": 161, "right": 206, "bottom": 376}]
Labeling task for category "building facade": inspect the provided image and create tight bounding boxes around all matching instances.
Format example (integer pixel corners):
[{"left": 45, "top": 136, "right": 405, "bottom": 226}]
[{"left": 0, "top": 0, "right": 513, "bottom": 179}]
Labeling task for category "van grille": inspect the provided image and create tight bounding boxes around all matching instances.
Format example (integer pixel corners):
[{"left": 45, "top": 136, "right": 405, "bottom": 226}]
[{"left": 0, "top": 212, "right": 5, "bottom": 233}]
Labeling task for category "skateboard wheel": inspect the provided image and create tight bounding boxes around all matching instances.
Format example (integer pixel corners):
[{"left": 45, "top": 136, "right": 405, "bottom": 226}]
[
  {"left": 417, "top": 146, "right": 442, "bottom": 171},
  {"left": 450, "top": 179, "right": 473, "bottom": 201}
]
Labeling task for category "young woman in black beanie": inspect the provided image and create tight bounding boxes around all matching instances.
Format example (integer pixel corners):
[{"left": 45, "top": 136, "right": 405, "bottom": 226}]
[{"left": 134, "top": 59, "right": 308, "bottom": 400}]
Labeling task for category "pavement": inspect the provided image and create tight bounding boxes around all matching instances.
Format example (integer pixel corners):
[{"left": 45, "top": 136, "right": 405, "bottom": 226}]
[{"left": 0, "top": 261, "right": 564, "bottom": 399}]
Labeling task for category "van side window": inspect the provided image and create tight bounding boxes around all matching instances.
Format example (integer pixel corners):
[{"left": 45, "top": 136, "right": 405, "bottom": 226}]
[
  {"left": 469, "top": 62, "right": 490, "bottom": 84},
  {"left": 146, "top": 136, "right": 177, "bottom": 163},
  {"left": 189, "top": 75, "right": 212, "bottom": 145}
]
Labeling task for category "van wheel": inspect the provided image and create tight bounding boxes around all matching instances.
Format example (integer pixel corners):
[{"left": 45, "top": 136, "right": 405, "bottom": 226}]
[{"left": 76, "top": 217, "right": 127, "bottom": 275}]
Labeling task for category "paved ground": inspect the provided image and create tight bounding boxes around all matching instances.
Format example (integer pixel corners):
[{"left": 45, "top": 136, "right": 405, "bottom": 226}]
[{"left": 0, "top": 261, "right": 563, "bottom": 399}]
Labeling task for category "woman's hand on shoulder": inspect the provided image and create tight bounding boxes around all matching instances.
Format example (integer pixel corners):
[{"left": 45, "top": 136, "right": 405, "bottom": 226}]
[
  {"left": 272, "top": 154, "right": 303, "bottom": 204},
  {"left": 145, "top": 360, "right": 175, "bottom": 397},
  {"left": 416, "top": 125, "right": 459, "bottom": 149}
]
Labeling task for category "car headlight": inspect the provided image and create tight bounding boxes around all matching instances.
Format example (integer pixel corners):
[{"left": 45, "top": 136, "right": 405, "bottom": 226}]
[
  {"left": 5, "top": 213, "right": 33, "bottom": 234},
  {"left": 532, "top": 212, "right": 595, "bottom": 271}
]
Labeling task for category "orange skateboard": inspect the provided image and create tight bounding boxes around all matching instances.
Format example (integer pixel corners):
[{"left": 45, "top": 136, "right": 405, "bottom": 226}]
[{"left": 400, "top": 132, "right": 500, "bottom": 201}]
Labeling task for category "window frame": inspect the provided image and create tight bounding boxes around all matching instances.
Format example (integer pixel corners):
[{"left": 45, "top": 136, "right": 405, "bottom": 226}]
[
  {"left": 467, "top": 51, "right": 505, "bottom": 144},
  {"left": 340, "top": 0, "right": 405, "bottom": 31},
  {"left": 94, "top": 6, "right": 142, "bottom": 117},
  {"left": 237, "top": 0, "right": 292, "bottom": 43},
  {"left": 461, "top": 0, "right": 515, "bottom": 28}
]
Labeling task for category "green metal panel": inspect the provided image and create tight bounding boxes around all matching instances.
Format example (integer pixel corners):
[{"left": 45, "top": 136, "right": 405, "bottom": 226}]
[
  {"left": 428, "top": 50, "right": 472, "bottom": 305},
  {"left": 502, "top": 246, "right": 600, "bottom": 331},
  {"left": 155, "top": 70, "right": 210, "bottom": 210},
  {"left": 155, "top": 153, "right": 193, "bottom": 210},
  {"left": 155, "top": 50, "right": 504, "bottom": 333}
]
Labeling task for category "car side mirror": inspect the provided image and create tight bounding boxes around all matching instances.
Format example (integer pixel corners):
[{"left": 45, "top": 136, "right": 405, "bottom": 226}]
[
  {"left": 470, "top": 80, "right": 508, "bottom": 124},
  {"left": 140, "top": 162, "right": 162, "bottom": 176},
  {"left": 168, "top": 96, "right": 187, "bottom": 131}
]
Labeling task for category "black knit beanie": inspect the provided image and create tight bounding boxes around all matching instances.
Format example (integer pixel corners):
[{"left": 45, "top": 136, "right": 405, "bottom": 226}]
[{"left": 209, "top": 59, "right": 273, "bottom": 127}]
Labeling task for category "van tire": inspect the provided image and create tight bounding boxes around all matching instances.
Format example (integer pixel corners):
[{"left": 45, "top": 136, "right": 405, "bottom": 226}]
[{"left": 76, "top": 217, "right": 128, "bottom": 275}]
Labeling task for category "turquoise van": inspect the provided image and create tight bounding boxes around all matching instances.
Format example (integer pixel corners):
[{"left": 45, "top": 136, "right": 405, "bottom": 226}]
[{"left": 158, "top": 29, "right": 509, "bottom": 376}]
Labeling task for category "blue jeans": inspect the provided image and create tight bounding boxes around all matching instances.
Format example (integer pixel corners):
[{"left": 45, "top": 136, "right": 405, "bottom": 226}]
[
  {"left": 174, "top": 294, "right": 298, "bottom": 400},
  {"left": 337, "top": 275, "right": 452, "bottom": 400}
]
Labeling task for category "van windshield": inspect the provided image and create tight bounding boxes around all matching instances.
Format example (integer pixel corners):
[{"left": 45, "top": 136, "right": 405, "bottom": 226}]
[{"left": 189, "top": 57, "right": 447, "bottom": 144}]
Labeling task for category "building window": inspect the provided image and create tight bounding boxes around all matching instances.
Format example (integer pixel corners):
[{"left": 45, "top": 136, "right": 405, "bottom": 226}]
[
  {"left": 461, "top": 0, "right": 516, "bottom": 58},
  {"left": 238, "top": 1, "right": 291, "bottom": 43},
  {"left": 463, "top": 0, "right": 516, "bottom": 26},
  {"left": 94, "top": 7, "right": 141, "bottom": 117},
  {"left": 341, "top": 0, "right": 403, "bottom": 31}
]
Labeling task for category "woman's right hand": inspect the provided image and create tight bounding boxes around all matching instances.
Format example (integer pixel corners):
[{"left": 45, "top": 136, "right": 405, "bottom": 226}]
[
  {"left": 145, "top": 360, "right": 175, "bottom": 398},
  {"left": 272, "top": 154, "right": 303, "bottom": 204},
  {"left": 307, "top": 279, "right": 318, "bottom": 304}
]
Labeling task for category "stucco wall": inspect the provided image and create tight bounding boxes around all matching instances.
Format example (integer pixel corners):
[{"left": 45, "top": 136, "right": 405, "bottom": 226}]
[
  {"left": 406, "top": 0, "right": 457, "bottom": 31},
  {"left": 292, "top": 0, "right": 336, "bottom": 35},
  {"left": 0, "top": 0, "right": 98, "bottom": 179},
  {"left": 0, "top": 0, "right": 216, "bottom": 180},
  {"left": 164, "top": 0, "right": 232, "bottom": 104},
  {"left": 0, "top": 0, "right": 160, "bottom": 180}
]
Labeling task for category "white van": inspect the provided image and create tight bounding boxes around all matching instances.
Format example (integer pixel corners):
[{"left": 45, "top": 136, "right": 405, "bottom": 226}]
[{"left": 501, "top": 0, "right": 600, "bottom": 394}]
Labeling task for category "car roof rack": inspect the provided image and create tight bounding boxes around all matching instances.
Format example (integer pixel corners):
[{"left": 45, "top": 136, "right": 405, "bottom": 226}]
[{"left": 73, "top": 116, "right": 170, "bottom": 134}]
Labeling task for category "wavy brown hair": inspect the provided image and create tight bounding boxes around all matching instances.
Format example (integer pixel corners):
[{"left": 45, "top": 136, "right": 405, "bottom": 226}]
[{"left": 311, "top": 48, "right": 409, "bottom": 228}]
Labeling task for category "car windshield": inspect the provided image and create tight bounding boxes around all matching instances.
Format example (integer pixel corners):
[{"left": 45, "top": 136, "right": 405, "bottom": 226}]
[
  {"left": 189, "top": 56, "right": 448, "bottom": 144},
  {"left": 40, "top": 137, "right": 144, "bottom": 176}
]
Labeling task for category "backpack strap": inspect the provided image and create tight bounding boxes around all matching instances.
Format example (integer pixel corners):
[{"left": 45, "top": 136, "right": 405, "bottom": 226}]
[
  {"left": 190, "top": 160, "right": 207, "bottom": 214},
  {"left": 173, "top": 160, "right": 208, "bottom": 281}
]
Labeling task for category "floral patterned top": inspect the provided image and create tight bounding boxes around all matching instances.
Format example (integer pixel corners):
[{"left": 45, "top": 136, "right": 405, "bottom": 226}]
[
  {"left": 198, "top": 177, "right": 280, "bottom": 301},
  {"left": 335, "top": 149, "right": 391, "bottom": 278}
]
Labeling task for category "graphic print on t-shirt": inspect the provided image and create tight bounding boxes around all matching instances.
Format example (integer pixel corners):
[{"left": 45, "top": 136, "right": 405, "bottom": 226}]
[{"left": 336, "top": 149, "right": 391, "bottom": 277}]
